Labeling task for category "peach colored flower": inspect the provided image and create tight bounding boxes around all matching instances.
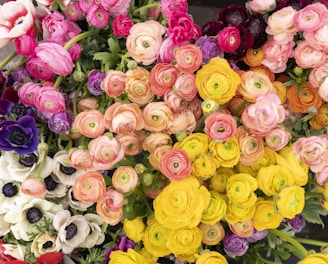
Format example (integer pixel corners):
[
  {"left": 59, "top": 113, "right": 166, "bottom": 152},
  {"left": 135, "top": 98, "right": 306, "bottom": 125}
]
[
  {"left": 294, "top": 40, "right": 327, "bottom": 69},
  {"left": 249, "top": 0, "right": 276, "bottom": 13},
  {"left": 20, "top": 177, "right": 46, "bottom": 198},
  {"left": 293, "top": 2, "right": 328, "bottom": 32},
  {"left": 315, "top": 165, "right": 328, "bottom": 186},
  {"left": 73, "top": 171, "right": 106, "bottom": 203},
  {"left": 73, "top": 110, "right": 106, "bottom": 139},
  {"left": 164, "top": 90, "right": 189, "bottom": 112},
  {"left": 102, "top": 188, "right": 125, "bottom": 211},
  {"left": 238, "top": 71, "right": 275, "bottom": 103},
  {"left": 241, "top": 93, "right": 287, "bottom": 137},
  {"left": 304, "top": 23, "right": 328, "bottom": 52},
  {"left": 292, "top": 135, "right": 328, "bottom": 173},
  {"left": 265, "top": 125, "right": 292, "bottom": 151},
  {"left": 188, "top": 96, "right": 203, "bottom": 121},
  {"left": 104, "top": 102, "right": 144, "bottom": 134},
  {"left": 101, "top": 70, "right": 127, "bottom": 97},
  {"left": 229, "top": 219, "right": 254, "bottom": 238},
  {"left": 174, "top": 44, "right": 203, "bottom": 73},
  {"left": 150, "top": 63, "right": 179, "bottom": 96},
  {"left": 143, "top": 132, "right": 173, "bottom": 153},
  {"left": 88, "top": 134, "right": 125, "bottom": 171},
  {"left": 125, "top": 67, "right": 154, "bottom": 106},
  {"left": 115, "top": 131, "right": 145, "bottom": 156},
  {"left": 266, "top": 6, "right": 297, "bottom": 43},
  {"left": 204, "top": 112, "right": 237, "bottom": 141},
  {"left": 143, "top": 102, "right": 173, "bottom": 132},
  {"left": 173, "top": 72, "right": 198, "bottom": 101},
  {"left": 166, "top": 110, "right": 196, "bottom": 135},
  {"left": 237, "top": 131, "right": 265, "bottom": 166},
  {"left": 96, "top": 198, "right": 123, "bottom": 226},
  {"left": 112, "top": 166, "right": 138, "bottom": 193},
  {"left": 67, "top": 148, "right": 93, "bottom": 170},
  {"left": 126, "top": 20, "right": 165, "bottom": 65},
  {"left": 77, "top": 98, "right": 98, "bottom": 112},
  {"left": 159, "top": 148, "right": 191, "bottom": 181},
  {"left": 319, "top": 77, "right": 328, "bottom": 102},
  {"left": 149, "top": 144, "right": 173, "bottom": 170},
  {"left": 309, "top": 63, "right": 328, "bottom": 88}
]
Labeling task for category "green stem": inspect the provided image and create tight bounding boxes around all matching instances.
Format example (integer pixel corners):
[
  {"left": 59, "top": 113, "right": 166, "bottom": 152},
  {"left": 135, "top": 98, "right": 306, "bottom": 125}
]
[
  {"left": 133, "top": 2, "right": 160, "bottom": 14},
  {"left": 295, "top": 237, "right": 328, "bottom": 248},
  {"left": 270, "top": 229, "right": 308, "bottom": 258},
  {"left": 64, "top": 30, "right": 97, "bottom": 50},
  {"left": 0, "top": 51, "right": 17, "bottom": 69},
  {"left": 279, "top": 122, "right": 302, "bottom": 139},
  {"left": 232, "top": 100, "right": 247, "bottom": 116},
  {"left": 53, "top": 76, "right": 63, "bottom": 88},
  {"left": 255, "top": 252, "right": 277, "bottom": 264}
]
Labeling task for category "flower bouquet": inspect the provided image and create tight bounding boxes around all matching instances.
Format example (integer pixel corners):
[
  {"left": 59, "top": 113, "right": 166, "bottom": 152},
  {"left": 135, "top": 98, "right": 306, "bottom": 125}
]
[{"left": 1, "top": 0, "right": 328, "bottom": 263}]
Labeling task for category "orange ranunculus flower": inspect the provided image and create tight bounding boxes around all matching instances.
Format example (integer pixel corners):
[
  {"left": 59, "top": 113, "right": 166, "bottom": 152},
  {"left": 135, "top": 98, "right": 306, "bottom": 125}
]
[
  {"left": 250, "top": 65, "right": 275, "bottom": 82},
  {"left": 150, "top": 62, "right": 179, "bottom": 96},
  {"left": 67, "top": 148, "right": 93, "bottom": 170},
  {"left": 229, "top": 219, "right": 254, "bottom": 238},
  {"left": 112, "top": 166, "right": 138, "bottom": 194},
  {"left": 195, "top": 57, "right": 241, "bottom": 104},
  {"left": 243, "top": 47, "right": 265, "bottom": 67},
  {"left": 73, "top": 109, "right": 106, "bottom": 138},
  {"left": 310, "top": 103, "right": 328, "bottom": 129},
  {"left": 143, "top": 101, "right": 173, "bottom": 132},
  {"left": 77, "top": 97, "right": 98, "bottom": 112},
  {"left": 116, "top": 131, "right": 145, "bottom": 156},
  {"left": 148, "top": 144, "right": 173, "bottom": 170},
  {"left": 175, "top": 44, "right": 203, "bottom": 73},
  {"left": 96, "top": 200, "right": 123, "bottom": 226},
  {"left": 286, "top": 82, "right": 323, "bottom": 113},
  {"left": 199, "top": 222, "right": 225, "bottom": 246},
  {"left": 73, "top": 171, "right": 106, "bottom": 203},
  {"left": 101, "top": 70, "right": 127, "bottom": 97},
  {"left": 143, "top": 132, "right": 173, "bottom": 153}
]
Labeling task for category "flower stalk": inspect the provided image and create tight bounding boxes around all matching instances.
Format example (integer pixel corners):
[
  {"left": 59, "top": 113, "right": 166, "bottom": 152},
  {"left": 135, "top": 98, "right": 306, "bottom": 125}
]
[{"left": 0, "top": 51, "right": 17, "bottom": 69}]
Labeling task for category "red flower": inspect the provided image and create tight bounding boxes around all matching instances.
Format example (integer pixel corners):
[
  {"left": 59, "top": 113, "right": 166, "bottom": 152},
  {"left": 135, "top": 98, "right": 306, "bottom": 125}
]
[
  {"left": 6, "top": 261, "right": 28, "bottom": 264},
  {"left": 36, "top": 252, "right": 64, "bottom": 264}
]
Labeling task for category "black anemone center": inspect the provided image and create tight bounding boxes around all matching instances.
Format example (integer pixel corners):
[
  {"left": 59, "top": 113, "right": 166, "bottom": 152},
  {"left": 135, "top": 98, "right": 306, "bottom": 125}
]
[
  {"left": 26, "top": 207, "right": 43, "bottom": 224},
  {"left": 45, "top": 175, "right": 58, "bottom": 191},
  {"left": 11, "top": 104, "right": 26, "bottom": 118},
  {"left": 18, "top": 153, "right": 38, "bottom": 167},
  {"left": 42, "top": 241, "right": 53, "bottom": 249},
  {"left": 2, "top": 182, "right": 18, "bottom": 197},
  {"left": 60, "top": 164, "right": 76, "bottom": 175},
  {"left": 9, "top": 127, "right": 29, "bottom": 145},
  {"left": 65, "top": 223, "right": 78, "bottom": 240}
]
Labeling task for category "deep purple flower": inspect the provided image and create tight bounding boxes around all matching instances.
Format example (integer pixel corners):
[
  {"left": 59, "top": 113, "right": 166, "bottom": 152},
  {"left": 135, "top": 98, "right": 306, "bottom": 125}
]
[
  {"left": 104, "top": 235, "right": 135, "bottom": 263},
  {"left": 0, "top": 99, "right": 34, "bottom": 119},
  {"left": 87, "top": 70, "right": 106, "bottom": 96},
  {"left": 1, "top": 86, "right": 19, "bottom": 103},
  {"left": 195, "top": 36, "right": 223, "bottom": 64},
  {"left": 246, "top": 14, "right": 267, "bottom": 49},
  {"left": 275, "top": 0, "right": 312, "bottom": 11},
  {"left": 284, "top": 214, "right": 306, "bottom": 233},
  {"left": 48, "top": 111, "right": 73, "bottom": 134},
  {"left": 0, "top": 115, "right": 39, "bottom": 155},
  {"left": 218, "top": 4, "right": 250, "bottom": 28},
  {"left": 247, "top": 229, "right": 269, "bottom": 243},
  {"left": 223, "top": 232, "right": 249, "bottom": 258},
  {"left": 0, "top": 71, "right": 5, "bottom": 95},
  {"left": 201, "top": 20, "right": 220, "bottom": 36},
  {"left": 10, "top": 67, "right": 32, "bottom": 85}
]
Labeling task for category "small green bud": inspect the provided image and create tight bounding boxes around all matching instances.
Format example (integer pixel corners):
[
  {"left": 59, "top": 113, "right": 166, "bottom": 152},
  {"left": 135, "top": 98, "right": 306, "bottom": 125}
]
[
  {"left": 127, "top": 60, "right": 138, "bottom": 70},
  {"left": 72, "top": 70, "right": 86, "bottom": 82},
  {"left": 142, "top": 173, "right": 153, "bottom": 187},
  {"left": 135, "top": 163, "right": 146, "bottom": 175},
  {"left": 293, "top": 66, "right": 303, "bottom": 76},
  {"left": 201, "top": 98, "right": 219, "bottom": 115}
]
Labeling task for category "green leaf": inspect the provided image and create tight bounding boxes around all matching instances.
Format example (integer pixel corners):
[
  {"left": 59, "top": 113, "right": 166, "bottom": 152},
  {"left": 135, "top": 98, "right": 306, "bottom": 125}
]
[
  {"left": 93, "top": 52, "right": 112, "bottom": 64},
  {"left": 301, "top": 202, "right": 328, "bottom": 227}
]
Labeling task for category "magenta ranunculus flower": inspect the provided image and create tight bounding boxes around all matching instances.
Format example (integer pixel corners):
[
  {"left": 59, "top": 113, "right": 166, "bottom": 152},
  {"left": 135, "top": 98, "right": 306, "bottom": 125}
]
[
  {"left": 33, "top": 86, "right": 66, "bottom": 114},
  {"left": 14, "top": 34, "right": 37, "bottom": 56},
  {"left": 217, "top": 26, "right": 241, "bottom": 53},
  {"left": 112, "top": 14, "right": 134, "bottom": 38},
  {"left": 86, "top": 4, "right": 110, "bottom": 28}
]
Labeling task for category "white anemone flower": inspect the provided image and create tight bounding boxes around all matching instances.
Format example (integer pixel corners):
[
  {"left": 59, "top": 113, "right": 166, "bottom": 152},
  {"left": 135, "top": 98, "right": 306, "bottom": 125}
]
[
  {"left": 44, "top": 173, "right": 67, "bottom": 199},
  {"left": 53, "top": 210, "right": 90, "bottom": 254},
  {"left": 3, "top": 243, "right": 26, "bottom": 260},
  {"left": 66, "top": 188, "right": 93, "bottom": 211},
  {"left": 79, "top": 213, "right": 105, "bottom": 248},
  {"left": 0, "top": 213, "right": 10, "bottom": 236},
  {"left": 31, "top": 231, "right": 62, "bottom": 257},
  {"left": 0, "top": 179, "right": 25, "bottom": 214},
  {"left": 52, "top": 150, "right": 86, "bottom": 186},
  {"left": 5, "top": 197, "right": 63, "bottom": 241}
]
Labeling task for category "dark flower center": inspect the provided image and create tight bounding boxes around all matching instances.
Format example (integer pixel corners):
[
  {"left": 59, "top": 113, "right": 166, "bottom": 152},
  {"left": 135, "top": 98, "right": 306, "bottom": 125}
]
[
  {"left": 26, "top": 207, "right": 43, "bottom": 224},
  {"left": 9, "top": 127, "right": 29, "bottom": 145},
  {"left": 60, "top": 164, "right": 76, "bottom": 175},
  {"left": 42, "top": 241, "right": 53, "bottom": 249},
  {"left": 45, "top": 175, "right": 58, "bottom": 191},
  {"left": 11, "top": 104, "right": 26, "bottom": 118},
  {"left": 65, "top": 223, "right": 78, "bottom": 240},
  {"left": 2, "top": 182, "right": 18, "bottom": 197},
  {"left": 18, "top": 153, "right": 38, "bottom": 167}
]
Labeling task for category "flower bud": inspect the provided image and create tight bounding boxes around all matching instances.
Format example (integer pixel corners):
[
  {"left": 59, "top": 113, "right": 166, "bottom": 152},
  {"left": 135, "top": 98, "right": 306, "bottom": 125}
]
[
  {"left": 20, "top": 176, "right": 46, "bottom": 198},
  {"left": 127, "top": 60, "right": 138, "bottom": 70},
  {"left": 201, "top": 98, "right": 219, "bottom": 115},
  {"left": 293, "top": 66, "right": 303, "bottom": 76},
  {"left": 135, "top": 163, "right": 146, "bottom": 175},
  {"left": 72, "top": 70, "right": 86, "bottom": 83},
  {"left": 142, "top": 173, "right": 153, "bottom": 187}
]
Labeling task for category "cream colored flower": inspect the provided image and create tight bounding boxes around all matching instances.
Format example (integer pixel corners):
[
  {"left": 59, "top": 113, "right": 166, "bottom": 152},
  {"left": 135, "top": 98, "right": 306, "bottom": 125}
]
[
  {"left": 79, "top": 213, "right": 105, "bottom": 248},
  {"left": 66, "top": 187, "right": 93, "bottom": 211},
  {"left": 31, "top": 232, "right": 62, "bottom": 257},
  {"left": 3, "top": 243, "right": 26, "bottom": 260}
]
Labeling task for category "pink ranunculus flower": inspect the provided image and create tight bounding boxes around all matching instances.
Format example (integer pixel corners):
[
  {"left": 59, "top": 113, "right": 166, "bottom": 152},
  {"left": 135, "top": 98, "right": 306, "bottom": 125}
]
[
  {"left": 304, "top": 24, "right": 328, "bottom": 52},
  {"left": 14, "top": 34, "right": 37, "bottom": 56},
  {"left": 248, "top": 0, "right": 276, "bottom": 14},
  {"left": 265, "top": 125, "right": 292, "bottom": 151},
  {"left": 266, "top": 6, "right": 297, "bottom": 43},
  {"left": 315, "top": 165, "right": 328, "bottom": 186},
  {"left": 34, "top": 42, "right": 74, "bottom": 76},
  {"left": 241, "top": 93, "right": 287, "bottom": 137},
  {"left": 67, "top": 148, "right": 93, "bottom": 171},
  {"left": 112, "top": 14, "right": 133, "bottom": 38},
  {"left": 64, "top": 1, "right": 85, "bottom": 21},
  {"left": 26, "top": 56, "right": 55, "bottom": 81},
  {"left": 86, "top": 4, "right": 110, "bottom": 28},
  {"left": 217, "top": 26, "right": 241, "bottom": 53},
  {"left": 293, "top": 2, "right": 328, "bottom": 32},
  {"left": 294, "top": 40, "right": 327, "bottom": 69},
  {"left": 105, "top": 0, "right": 131, "bottom": 17},
  {"left": 126, "top": 20, "right": 165, "bottom": 66},
  {"left": 101, "top": 70, "right": 126, "bottom": 97},
  {"left": 116, "top": 131, "right": 145, "bottom": 156},
  {"left": 293, "top": 135, "right": 328, "bottom": 173},
  {"left": 112, "top": 166, "right": 138, "bottom": 194},
  {"left": 319, "top": 76, "right": 328, "bottom": 102},
  {"left": 18, "top": 82, "right": 42, "bottom": 107},
  {"left": 150, "top": 63, "right": 179, "bottom": 96},
  {"left": 102, "top": 188, "right": 125, "bottom": 211},
  {"left": 164, "top": 90, "right": 189, "bottom": 112},
  {"left": 160, "top": 0, "right": 188, "bottom": 19},
  {"left": 159, "top": 148, "right": 191, "bottom": 181},
  {"left": 166, "top": 110, "right": 196, "bottom": 135},
  {"left": 308, "top": 63, "right": 328, "bottom": 88},
  {"left": 261, "top": 37, "right": 295, "bottom": 73},
  {"left": 173, "top": 72, "right": 198, "bottom": 101},
  {"left": 88, "top": 134, "right": 125, "bottom": 171},
  {"left": 78, "top": 0, "right": 96, "bottom": 13},
  {"left": 0, "top": 0, "right": 36, "bottom": 47},
  {"left": 158, "top": 36, "right": 181, "bottom": 63},
  {"left": 204, "top": 112, "right": 237, "bottom": 141},
  {"left": 174, "top": 44, "right": 203, "bottom": 73},
  {"left": 33, "top": 86, "right": 66, "bottom": 114},
  {"left": 73, "top": 109, "right": 106, "bottom": 139}
]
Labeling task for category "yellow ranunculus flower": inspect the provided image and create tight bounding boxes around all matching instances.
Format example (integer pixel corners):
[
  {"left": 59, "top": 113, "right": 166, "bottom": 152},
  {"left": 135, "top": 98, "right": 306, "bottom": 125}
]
[
  {"left": 192, "top": 153, "right": 220, "bottom": 179},
  {"left": 209, "top": 138, "right": 240, "bottom": 168},
  {"left": 195, "top": 57, "right": 241, "bottom": 104},
  {"left": 196, "top": 251, "right": 228, "bottom": 264},
  {"left": 123, "top": 217, "right": 145, "bottom": 243},
  {"left": 154, "top": 176, "right": 211, "bottom": 230},
  {"left": 142, "top": 219, "right": 171, "bottom": 257},
  {"left": 210, "top": 167, "right": 237, "bottom": 193},
  {"left": 276, "top": 185, "right": 305, "bottom": 219},
  {"left": 225, "top": 202, "right": 256, "bottom": 224},
  {"left": 275, "top": 145, "right": 309, "bottom": 186},
  {"left": 257, "top": 165, "right": 294, "bottom": 196},
  {"left": 167, "top": 226, "right": 203, "bottom": 257},
  {"left": 174, "top": 132, "right": 209, "bottom": 161},
  {"left": 108, "top": 248, "right": 146, "bottom": 264},
  {"left": 273, "top": 81, "right": 287, "bottom": 104},
  {"left": 201, "top": 191, "right": 227, "bottom": 224},
  {"left": 226, "top": 173, "right": 258, "bottom": 207},
  {"left": 298, "top": 253, "right": 328, "bottom": 264},
  {"left": 139, "top": 247, "right": 158, "bottom": 264},
  {"left": 253, "top": 198, "right": 284, "bottom": 231},
  {"left": 175, "top": 253, "right": 198, "bottom": 263}
]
